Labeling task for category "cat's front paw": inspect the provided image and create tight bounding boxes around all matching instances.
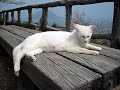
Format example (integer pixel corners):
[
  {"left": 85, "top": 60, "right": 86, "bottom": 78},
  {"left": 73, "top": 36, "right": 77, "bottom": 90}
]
[
  {"left": 28, "top": 56, "right": 36, "bottom": 62},
  {"left": 26, "top": 54, "right": 36, "bottom": 62},
  {"left": 96, "top": 47, "right": 102, "bottom": 51},
  {"left": 92, "top": 51, "right": 99, "bottom": 55}
]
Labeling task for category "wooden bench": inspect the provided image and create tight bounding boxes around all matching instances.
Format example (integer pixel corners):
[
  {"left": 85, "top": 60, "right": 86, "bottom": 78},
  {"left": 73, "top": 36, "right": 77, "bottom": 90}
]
[{"left": 0, "top": 25, "right": 120, "bottom": 90}]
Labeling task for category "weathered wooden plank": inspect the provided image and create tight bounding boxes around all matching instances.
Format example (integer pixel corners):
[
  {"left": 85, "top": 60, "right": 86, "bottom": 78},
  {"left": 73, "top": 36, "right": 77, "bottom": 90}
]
[
  {"left": 65, "top": 4, "right": 72, "bottom": 31},
  {"left": 0, "top": 25, "right": 33, "bottom": 38},
  {"left": 0, "top": 29, "right": 21, "bottom": 56},
  {"left": 8, "top": 25, "right": 40, "bottom": 34},
  {"left": 1, "top": 25, "right": 120, "bottom": 89},
  {"left": 1, "top": 25, "right": 120, "bottom": 61},
  {"left": 31, "top": 53, "right": 102, "bottom": 90},
  {"left": 0, "top": 29, "right": 39, "bottom": 90},
  {"left": 111, "top": 0, "right": 120, "bottom": 49},
  {"left": 0, "top": 28, "right": 102, "bottom": 90},
  {"left": 2, "top": 25, "right": 120, "bottom": 61},
  {"left": 1, "top": 25, "right": 120, "bottom": 62},
  {"left": 57, "top": 50, "right": 120, "bottom": 89},
  {"left": 94, "top": 44, "right": 120, "bottom": 60},
  {"left": 57, "top": 52, "right": 120, "bottom": 73}
]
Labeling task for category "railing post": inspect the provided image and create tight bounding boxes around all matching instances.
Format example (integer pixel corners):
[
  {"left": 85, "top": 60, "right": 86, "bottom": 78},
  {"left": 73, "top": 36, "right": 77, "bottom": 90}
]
[
  {"left": 41, "top": 8, "right": 48, "bottom": 31},
  {"left": 3, "top": 12, "right": 5, "bottom": 25},
  {"left": 6, "top": 12, "right": 9, "bottom": 24},
  {"left": 28, "top": 8, "right": 32, "bottom": 25},
  {"left": 0, "top": 12, "right": 2, "bottom": 20},
  {"left": 18, "top": 10, "right": 21, "bottom": 24},
  {"left": 65, "top": 4, "right": 72, "bottom": 31},
  {"left": 11, "top": 11, "right": 14, "bottom": 23},
  {"left": 36, "top": 8, "right": 48, "bottom": 31},
  {"left": 0, "top": 12, "right": 2, "bottom": 25},
  {"left": 111, "top": 0, "right": 120, "bottom": 49}
]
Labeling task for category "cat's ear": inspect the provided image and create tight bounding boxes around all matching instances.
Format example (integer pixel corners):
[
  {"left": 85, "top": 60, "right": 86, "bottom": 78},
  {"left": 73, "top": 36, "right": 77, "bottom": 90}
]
[
  {"left": 89, "top": 25, "right": 97, "bottom": 31},
  {"left": 72, "top": 23, "right": 81, "bottom": 31}
]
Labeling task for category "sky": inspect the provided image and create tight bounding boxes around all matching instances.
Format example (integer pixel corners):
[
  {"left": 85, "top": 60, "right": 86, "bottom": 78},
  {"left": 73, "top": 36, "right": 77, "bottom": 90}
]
[{"left": 0, "top": 0, "right": 114, "bottom": 21}]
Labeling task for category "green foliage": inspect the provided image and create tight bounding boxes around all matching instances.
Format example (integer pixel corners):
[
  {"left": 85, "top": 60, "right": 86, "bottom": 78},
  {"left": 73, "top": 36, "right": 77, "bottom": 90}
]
[
  {"left": 52, "top": 22, "right": 65, "bottom": 29},
  {"left": 52, "top": 22, "right": 59, "bottom": 27},
  {"left": 91, "top": 39, "right": 111, "bottom": 47}
]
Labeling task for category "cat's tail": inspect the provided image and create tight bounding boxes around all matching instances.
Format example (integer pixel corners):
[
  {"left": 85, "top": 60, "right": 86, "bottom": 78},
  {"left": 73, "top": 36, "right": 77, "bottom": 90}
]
[
  {"left": 13, "top": 43, "right": 22, "bottom": 64},
  {"left": 13, "top": 43, "right": 26, "bottom": 76},
  {"left": 14, "top": 49, "right": 26, "bottom": 76}
]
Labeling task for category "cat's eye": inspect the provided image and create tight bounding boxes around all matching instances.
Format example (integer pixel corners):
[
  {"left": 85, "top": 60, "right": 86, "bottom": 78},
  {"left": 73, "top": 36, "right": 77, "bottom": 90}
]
[
  {"left": 81, "top": 36, "right": 85, "bottom": 38},
  {"left": 87, "top": 36, "right": 90, "bottom": 38}
]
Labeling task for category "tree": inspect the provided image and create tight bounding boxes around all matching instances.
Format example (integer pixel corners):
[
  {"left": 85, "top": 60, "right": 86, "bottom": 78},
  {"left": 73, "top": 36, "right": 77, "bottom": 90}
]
[{"left": 0, "top": 0, "right": 25, "bottom": 5}]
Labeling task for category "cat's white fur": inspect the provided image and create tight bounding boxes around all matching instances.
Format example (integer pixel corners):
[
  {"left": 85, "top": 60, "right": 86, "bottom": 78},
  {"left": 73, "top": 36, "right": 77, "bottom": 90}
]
[{"left": 13, "top": 23, "right": 102, "bottom": 76}]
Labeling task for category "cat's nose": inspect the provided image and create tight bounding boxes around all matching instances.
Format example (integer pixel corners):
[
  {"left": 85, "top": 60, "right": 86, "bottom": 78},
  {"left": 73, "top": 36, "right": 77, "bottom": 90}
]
[{"left": 84, "top": 41, "right": 87, "bottom": 43}]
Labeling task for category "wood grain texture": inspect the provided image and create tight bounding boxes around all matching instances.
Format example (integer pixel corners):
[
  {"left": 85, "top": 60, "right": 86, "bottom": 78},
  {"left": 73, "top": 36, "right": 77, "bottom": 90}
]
[
  {"left": 57, "top": 48, "right": 120, "bottom": 89},
  {"left": 1, "top": 25, "right": 120, "bottom": 90},
  {"left": 8, "top": 25, "right": 40, "bottom": 34},
  {"left": 0, "top": 26, "right": 102, "bottom": 90},
  {"left": 0, "top": 25, "right": 33, "bottom": 38}
]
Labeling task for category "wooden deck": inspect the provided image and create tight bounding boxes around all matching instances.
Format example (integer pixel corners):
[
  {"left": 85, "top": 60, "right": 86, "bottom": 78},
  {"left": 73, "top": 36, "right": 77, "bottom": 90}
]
[{"left": 0, "top": 25, "right": 120, "bottom": 90}]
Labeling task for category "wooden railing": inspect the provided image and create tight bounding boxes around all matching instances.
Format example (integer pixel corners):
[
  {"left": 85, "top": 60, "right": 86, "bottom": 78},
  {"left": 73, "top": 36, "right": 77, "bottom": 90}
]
[{"left": 0, "top": 0, "right": 120, "bottom": 49}]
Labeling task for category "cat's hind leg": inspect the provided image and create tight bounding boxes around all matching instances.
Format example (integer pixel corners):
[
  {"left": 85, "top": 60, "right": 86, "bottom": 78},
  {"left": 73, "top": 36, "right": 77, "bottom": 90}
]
[
  {"left": 14, "top": 49, "right": 26, "bottom": 76},
  {"left": 26, "top": 48, "right": 43, "bottom": 62}
]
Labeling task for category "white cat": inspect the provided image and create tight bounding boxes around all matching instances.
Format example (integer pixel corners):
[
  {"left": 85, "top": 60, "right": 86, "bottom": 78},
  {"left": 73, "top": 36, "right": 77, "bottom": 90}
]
[{"left": 13, "top": 23, "right": 102, "bottom": 76}]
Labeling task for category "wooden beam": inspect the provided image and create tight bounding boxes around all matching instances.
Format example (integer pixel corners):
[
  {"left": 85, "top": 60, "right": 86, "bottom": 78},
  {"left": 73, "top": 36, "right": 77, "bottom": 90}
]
[
  {"left": 11, "top": 11, "right": 14, "bottom": 23},
  {"left": 65, "top": 4, "right": 72, "bottom": 31},
  {"left": 2, "top": 0, "right": 113, "bottom": 12},
  {"left": 28, "top": 8, "right": 32, "bottom": 25},
  {"left": 40, "top": 8, "right": 48, "bottom": 31},
  {"left": 111, "top": 0, "right": 120, "bottom": 49},
  {"left": 18, "top": 10, "right": 21, "bottom": 24},
  {"left": 3, "top": 12, "right": 5, "bottom": 25}
]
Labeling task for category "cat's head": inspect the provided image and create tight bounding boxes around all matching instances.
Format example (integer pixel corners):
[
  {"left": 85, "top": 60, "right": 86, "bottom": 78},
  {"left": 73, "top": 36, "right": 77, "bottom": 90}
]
[{"left": 73, "top": 23, "right": 96, "bottom": 43}]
